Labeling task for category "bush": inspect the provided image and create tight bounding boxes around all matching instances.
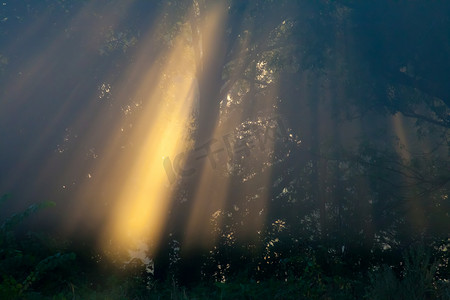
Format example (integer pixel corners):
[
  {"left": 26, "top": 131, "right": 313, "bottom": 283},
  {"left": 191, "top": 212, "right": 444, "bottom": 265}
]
[
  {"left": 365, "top": 246, "right": 446, "bottom": 300},
  {"left": 0, "top": 195, "right": 76, "bottom": 299}
]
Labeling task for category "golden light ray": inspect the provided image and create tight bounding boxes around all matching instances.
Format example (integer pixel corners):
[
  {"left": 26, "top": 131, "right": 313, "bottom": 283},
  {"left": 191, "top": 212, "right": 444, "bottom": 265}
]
[
  {"left": 390, "top": 113, "right": 429, "bottom": 233},
  {"left": 105, "top": 78, "right": 196, "bottom": 249},
  {"left": 184, "top": 20, "right": 283, "bottom": 247},
  {"left": 392, "top": 113, "right": 412, "bottom": 160},
  {"left": 183, "top": 10, "right": 248, "bottom": 247},
  {"left": 97, "top": 17, "right": 201, "bottom": 255}
]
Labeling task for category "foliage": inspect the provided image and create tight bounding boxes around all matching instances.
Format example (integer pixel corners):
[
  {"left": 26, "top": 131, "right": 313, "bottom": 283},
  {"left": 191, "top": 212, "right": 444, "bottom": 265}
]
[
  {"left": 0, "top": 196, "right": 76, "bottom": 299},
  {"left": 365, "top": 246, "right": 450, "bottom": 300},
  {"left": 0, "top": 193, "right": 447, "bottom": 299}
]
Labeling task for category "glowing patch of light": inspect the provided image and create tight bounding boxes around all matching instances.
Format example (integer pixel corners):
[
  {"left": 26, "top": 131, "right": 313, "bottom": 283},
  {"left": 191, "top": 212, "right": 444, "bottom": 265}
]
[{"left": 101, "top": 25, "right": 200, "bottom": 256}]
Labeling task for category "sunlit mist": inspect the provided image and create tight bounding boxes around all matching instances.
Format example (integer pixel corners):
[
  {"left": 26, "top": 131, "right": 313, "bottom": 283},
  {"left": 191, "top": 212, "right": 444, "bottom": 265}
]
[
  {"left": 93, "top": 2, "right": 234, "bottom": 256},
  {"left": 1, "top": 2, "right": 448, "bottom": 295},
  {"left": 101, "top": 34, "right": 199, "bottom": 253}
]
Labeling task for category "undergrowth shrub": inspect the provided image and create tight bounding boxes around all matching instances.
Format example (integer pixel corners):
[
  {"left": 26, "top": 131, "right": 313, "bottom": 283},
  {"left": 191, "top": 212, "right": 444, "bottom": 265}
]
[
  {"left": 365, "top": 246, "right": 449, "bottom": 300},
  {"left": 0, "top": 194, "right": 76, "bottom": 299}
]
